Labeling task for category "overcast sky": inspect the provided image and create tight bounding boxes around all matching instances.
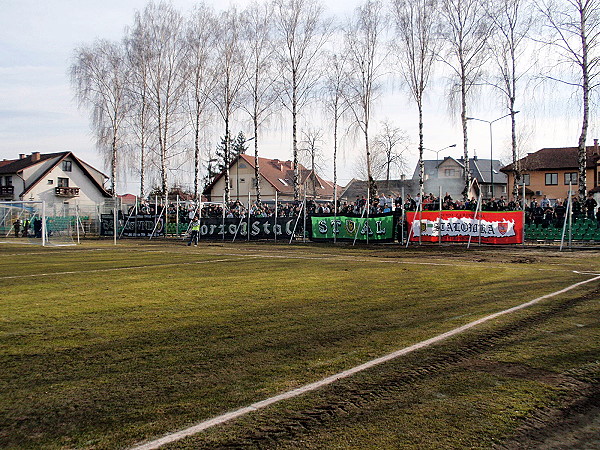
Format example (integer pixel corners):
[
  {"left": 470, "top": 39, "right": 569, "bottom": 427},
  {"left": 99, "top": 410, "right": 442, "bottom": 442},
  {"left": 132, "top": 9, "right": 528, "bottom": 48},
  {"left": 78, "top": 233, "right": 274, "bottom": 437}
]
[{"left": 0, "top": 0, "right": 597, "bottom": 194}]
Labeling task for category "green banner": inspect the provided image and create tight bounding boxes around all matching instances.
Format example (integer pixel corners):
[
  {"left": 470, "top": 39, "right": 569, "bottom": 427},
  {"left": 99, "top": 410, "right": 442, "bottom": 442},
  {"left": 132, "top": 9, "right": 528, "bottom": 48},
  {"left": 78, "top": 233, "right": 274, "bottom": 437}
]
[{"left": 310, "top": 214, "right": 396, "bottom": 242}]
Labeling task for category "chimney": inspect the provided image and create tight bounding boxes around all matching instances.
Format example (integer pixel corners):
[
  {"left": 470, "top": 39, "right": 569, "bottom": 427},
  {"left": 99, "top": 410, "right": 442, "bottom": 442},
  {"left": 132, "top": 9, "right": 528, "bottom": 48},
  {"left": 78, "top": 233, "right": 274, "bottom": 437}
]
[
  {"left": 19, "top": 154, "right": 25, "bottom": 159},
  {"left": 31, "top": 152, "right": 40, "bottom": 162},
  {"left": 271, "top": 159, "right": 284, "bottom": 172}
]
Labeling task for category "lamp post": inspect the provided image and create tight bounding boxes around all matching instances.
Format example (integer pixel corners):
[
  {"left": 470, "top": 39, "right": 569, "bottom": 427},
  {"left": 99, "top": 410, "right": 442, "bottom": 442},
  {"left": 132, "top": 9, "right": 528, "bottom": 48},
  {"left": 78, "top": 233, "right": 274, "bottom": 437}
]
[
  {"left": 423, "top": 144, "right": 457, "bottom": 169},
  {"left": 466, "top": 111, "right": 519, "bottom": 199},
  {"left": 420, "top": 144, "right": 456, "bottom": 202}
]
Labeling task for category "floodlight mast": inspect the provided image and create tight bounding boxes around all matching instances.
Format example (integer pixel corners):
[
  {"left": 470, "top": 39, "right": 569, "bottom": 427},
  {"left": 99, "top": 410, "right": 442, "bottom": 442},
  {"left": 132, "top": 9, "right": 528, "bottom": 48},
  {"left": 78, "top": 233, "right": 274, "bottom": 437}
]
[
  {"left": 466, "top": 111, "right": 520, "bottom": 198},
  {"left": 423, "top": 144, "right": 457, "bottom": 168}
]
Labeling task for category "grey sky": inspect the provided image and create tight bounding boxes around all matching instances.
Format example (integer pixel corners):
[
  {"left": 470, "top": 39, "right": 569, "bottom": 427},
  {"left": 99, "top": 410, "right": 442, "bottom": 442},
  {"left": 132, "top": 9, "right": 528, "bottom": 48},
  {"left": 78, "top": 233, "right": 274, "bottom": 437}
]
[{"left": 0, "top": 0, "right": 596, "bottom": 194}]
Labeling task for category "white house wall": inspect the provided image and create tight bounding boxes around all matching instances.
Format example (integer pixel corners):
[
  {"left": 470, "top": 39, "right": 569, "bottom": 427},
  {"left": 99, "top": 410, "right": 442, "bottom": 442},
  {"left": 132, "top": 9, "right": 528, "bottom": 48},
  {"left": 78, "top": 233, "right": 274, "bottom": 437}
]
[
  {"left": 213, "top": 162, "right": 277, "bottom": 202},
  {"left": 25, "top": 158, "right": 106, "bottom": 209},
  {"left": 21, "top": 157, "right": 60, "bottom": 190}
]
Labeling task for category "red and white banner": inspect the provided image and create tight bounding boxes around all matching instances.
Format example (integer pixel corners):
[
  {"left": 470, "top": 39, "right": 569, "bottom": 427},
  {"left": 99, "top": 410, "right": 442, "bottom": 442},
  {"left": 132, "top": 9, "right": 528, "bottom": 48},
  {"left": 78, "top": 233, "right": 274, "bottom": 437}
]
[{"left": 406, "top": 210, "right": 524, "bottom": 244}]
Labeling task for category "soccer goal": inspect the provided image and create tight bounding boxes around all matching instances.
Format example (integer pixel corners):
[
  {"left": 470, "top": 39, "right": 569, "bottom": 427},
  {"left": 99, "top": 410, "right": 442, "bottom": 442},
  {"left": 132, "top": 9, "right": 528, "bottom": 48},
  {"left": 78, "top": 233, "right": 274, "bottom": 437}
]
[{"left": 0, "top": 201, "right": 81, "bottom": 246}]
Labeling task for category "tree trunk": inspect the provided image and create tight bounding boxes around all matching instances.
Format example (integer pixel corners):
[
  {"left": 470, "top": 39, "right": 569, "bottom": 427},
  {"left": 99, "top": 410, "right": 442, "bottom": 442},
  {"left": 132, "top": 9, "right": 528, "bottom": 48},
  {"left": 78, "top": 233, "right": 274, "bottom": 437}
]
[
  {"left": 418, "top": 100, "right": 424, "bottom": 198},
  {"left": 461, "top": 75, "right": 470, "bottom": 200},
  {"left": 292, "top": 69, "right": 299, "bottom": 201},
  {"left": 254, "top": 107, "right": 261, "bottom": 204},
  {"left": 224, "top": 115, "right": 231, "bottom": 205},
  {"left": 578, "top": 3, "right": 589, "bottom": 201},
  {"left": 111, "top": 131, "right": 117, "bottom": 197},
  {"left": 311, "top": 151, "right": 316, "bottom": 199},
  {"left": 194, "top": 100, "right": 201, "bottom": 201},
  {"left": 365, "top": 119, "right": 376, "bottom": 198},
  {"left": 140, "top": 144, "right": 145, "bottom": 200},
  {"left": 511, "top": 105, "right": 520, "bottom": 199},
  {"left": 139, "top": 97, "right": 147, "bottom": 199},
  {"left": 333, "top": 114, "right": 338, "bottom": 213}
]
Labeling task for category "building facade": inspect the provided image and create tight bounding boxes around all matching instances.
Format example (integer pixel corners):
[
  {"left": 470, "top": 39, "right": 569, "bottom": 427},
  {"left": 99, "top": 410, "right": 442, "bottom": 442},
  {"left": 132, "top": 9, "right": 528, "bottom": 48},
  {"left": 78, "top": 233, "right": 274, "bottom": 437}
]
[
  {"left": 0, "top": 151, "right": 111, "bottom": 211},
  {"left": 501, "top": 143, "right": 600, "bottom": 203},
  {"left": 203, "top": 154, "right": 338, "bottom": 203},
  {"left": 412, "top": 156, "right": 507, "bottom": 200}
]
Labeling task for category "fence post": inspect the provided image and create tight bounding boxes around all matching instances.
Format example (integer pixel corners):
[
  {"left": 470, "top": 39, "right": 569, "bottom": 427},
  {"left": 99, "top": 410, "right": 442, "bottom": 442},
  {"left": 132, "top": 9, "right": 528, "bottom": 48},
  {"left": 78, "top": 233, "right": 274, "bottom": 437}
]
[{"left": 438, "top": 186, "right": 442, "bottom": 246}]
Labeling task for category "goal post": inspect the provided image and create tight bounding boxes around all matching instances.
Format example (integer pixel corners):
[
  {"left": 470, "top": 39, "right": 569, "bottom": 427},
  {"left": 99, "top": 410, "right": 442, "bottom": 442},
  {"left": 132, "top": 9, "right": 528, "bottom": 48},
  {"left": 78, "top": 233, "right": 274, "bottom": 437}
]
[{"left": 0, "top": 201, "right": 76, "bottom": 246}]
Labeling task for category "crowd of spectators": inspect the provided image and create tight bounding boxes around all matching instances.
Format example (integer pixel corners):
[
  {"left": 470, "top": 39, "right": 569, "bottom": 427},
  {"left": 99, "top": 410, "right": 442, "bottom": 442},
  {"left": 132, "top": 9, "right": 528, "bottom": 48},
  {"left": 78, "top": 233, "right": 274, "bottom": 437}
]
[
  {"left": 526, "top": 193, "right": 600, "bottom": 228},
  {"left": 334, "top": 192, "right": 525, "bottom": 215},
  {"left": 166, "top": 200, "right": 304, "bottom": 222},
  {"left": 127, "top": 191, "right": 599, "bottom": 228}
]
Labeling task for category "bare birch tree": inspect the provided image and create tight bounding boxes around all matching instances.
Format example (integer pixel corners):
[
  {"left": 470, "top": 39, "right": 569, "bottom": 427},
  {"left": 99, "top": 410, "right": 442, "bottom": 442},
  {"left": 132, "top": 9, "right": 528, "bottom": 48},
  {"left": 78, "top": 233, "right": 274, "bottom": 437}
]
[
  {"left": 125, "top": 24, "right": 153, "bottom": 199},
  {"left": 488, "top": 0, "right": 533, "bottom": 198},
  {"left": 210, "top": 7, "right": 248, "bottom": 204},
  {"left": 372, "top": 120, "right": 410, "bottom": 189},
  {"left": 344, "top": 0, "right": 388, "bottom": 198},
  {"left": 392, "top": 0, "right": 441, "bottom": 198},
  {"left": 537, "top": 0, "right": 600, "bottom": 200},
  {"left": 132, "top": 2, "right": 190, "bottom": 213},
  {"left": 322, "top": 51, "right": 350, "bottom": 212},
  {"left": 242, "top": 1, "right": 279, "bottom": 203},
  {"left": 273, "top": 0, "right": 332, "bottom": 200},
  {"left": 439, "top": 0, "right": 494, "bottom": 199},
  {"left": 71, "top": 39, "right": 130, "bottom": 197},
  {"left": 300, "top": 128, "right": 325, "bottom": 199},
  {"left": 187, "top": 4, "right": 216, "bottom": 201}
]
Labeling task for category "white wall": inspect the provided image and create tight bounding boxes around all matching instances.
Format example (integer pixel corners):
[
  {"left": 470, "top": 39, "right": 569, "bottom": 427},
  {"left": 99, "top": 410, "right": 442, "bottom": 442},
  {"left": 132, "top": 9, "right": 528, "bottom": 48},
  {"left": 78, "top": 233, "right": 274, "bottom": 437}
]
[
  {"left": 25, "top": 157, "right": 107, "bottom": 209},
  {"left": 211, "top": 161, "right": 278, "bottom": 202}
]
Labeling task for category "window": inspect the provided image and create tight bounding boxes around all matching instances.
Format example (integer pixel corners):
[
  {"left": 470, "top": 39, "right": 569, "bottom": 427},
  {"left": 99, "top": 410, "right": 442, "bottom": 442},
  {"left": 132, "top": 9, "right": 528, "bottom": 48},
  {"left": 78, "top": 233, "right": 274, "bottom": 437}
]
[
  {"left": 5, "top": 176, "right": 12, "bottom": 186},
  {"left": 545, "top": 173, "right": 558, "bottom": 185},
  {"left": 444, "top": 168, "right": 456, "bottom": 177},
  {"left": 564, "top": 172, "right": 578, "bottom": 185},
  {"left": 62, "top": 160, "right": 72, "bottom": 172},
  {"left": 58, "top": 177, "right": 69, "bottom": 187},
  {"left": 522, "top": 174, "right": 530, "bottom": 186},
  {"left": 48, "top": 179, "right": 54, "bottom": 185}
]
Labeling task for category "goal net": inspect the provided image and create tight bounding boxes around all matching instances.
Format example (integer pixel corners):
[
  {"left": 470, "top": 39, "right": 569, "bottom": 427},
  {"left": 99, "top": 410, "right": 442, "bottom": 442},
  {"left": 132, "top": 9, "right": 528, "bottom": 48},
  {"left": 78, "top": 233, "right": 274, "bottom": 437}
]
[{"left": 0, "top": 201, "right": 79, "bottom": 246}]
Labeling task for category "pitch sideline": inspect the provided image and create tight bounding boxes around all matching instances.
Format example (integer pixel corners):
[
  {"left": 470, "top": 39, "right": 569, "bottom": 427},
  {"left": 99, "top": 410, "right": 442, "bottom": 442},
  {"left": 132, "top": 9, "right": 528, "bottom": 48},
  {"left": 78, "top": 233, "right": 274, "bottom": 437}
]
[{"left": 130, "top": 273, "right": 600, "bottom": 450}]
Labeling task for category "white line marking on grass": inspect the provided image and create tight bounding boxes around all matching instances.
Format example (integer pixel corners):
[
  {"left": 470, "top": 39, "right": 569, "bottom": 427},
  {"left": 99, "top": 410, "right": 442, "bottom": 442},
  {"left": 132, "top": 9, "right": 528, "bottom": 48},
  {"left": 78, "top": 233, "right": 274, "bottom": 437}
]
[
  {"left": 129, "top": 273, "right": 600, "bottom": 450},
  {"left": 0, "top": 259, "right": 237, "bottom": 280}
]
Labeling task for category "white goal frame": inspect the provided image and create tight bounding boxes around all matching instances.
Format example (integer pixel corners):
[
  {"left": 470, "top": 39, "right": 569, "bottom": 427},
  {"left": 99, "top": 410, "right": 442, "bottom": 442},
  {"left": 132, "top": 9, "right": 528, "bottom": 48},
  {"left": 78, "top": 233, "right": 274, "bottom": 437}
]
[{"left": 0, "top": 201, "right": 81, "bottom": 246}]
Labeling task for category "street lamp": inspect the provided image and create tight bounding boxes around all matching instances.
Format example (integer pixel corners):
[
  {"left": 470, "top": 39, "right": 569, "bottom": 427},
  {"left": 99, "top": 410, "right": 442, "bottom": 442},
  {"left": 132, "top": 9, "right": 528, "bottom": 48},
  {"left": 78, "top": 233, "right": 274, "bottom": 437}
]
[
  {"left": 423, "top": 144, "right": 457, "bottom": 168},
  {"left": 419, "top": 144, "right": 456, "bottom": 199},
  {"left": 466, "top": 111, "right": 520, "bottom": 199}
]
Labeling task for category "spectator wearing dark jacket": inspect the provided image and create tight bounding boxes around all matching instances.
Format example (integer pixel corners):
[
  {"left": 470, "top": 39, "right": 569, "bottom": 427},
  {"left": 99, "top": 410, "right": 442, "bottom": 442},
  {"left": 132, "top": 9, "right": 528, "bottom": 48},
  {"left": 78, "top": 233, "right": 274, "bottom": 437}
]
[{"left": 585, "top": 193, "right": 597, "bottom": 220}]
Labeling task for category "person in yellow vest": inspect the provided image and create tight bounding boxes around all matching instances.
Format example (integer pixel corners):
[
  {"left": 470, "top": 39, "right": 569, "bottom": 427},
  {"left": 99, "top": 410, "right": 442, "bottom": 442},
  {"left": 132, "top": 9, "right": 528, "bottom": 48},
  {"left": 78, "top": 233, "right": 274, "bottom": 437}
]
[
  {"left": 187, "top": 216, "right": 200, "bottom": 247},
  {"left": 22, "top": 219, "right": 30, "bottom": 237}
]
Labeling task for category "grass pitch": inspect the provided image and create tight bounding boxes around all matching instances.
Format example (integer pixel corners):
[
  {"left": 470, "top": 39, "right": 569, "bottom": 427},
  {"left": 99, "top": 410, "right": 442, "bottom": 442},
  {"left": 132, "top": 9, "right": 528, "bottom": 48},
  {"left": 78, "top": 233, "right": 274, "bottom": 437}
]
[{"left": 1, "top": 241, "right": 599, "bottom": 449}]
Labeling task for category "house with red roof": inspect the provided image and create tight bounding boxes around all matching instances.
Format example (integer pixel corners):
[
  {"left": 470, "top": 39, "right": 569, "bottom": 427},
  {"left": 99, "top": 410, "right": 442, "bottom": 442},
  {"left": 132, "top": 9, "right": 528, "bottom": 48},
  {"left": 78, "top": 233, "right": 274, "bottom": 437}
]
[
  {"left": 501, "top": 141, "right": 600, "bottom": 202},
  {"left": 203, "top": 154, "right": 338, "bottom": 203},
  {"left": 0, "top": 151, "right": 111, "bottom": 208}
]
